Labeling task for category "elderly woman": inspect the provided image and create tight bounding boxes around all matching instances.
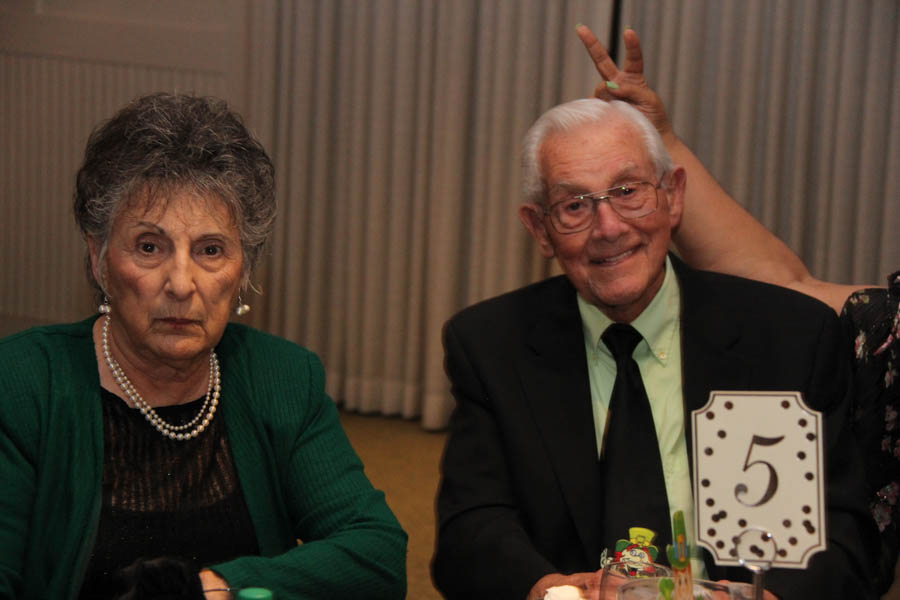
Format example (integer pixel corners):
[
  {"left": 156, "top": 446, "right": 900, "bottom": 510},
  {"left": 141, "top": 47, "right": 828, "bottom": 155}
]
[
  {"left": 576, "top": 25, "right": 898, "bottom": 595},
  {"left": 0, "top": 93, "right": 406, "bottom": 599}
]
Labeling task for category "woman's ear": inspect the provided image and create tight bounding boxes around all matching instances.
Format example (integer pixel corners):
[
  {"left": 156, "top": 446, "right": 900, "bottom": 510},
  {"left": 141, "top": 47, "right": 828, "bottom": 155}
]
[{"left": 87, "top": 237, "right": 105, "bottom": 292}]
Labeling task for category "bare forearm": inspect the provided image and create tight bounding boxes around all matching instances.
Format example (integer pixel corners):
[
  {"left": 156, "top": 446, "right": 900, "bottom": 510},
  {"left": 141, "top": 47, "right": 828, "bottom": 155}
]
[
  {"left": 668, "top": 135, "right": 871, "bottom": 312},
  {"left": 668, "top": 135, "right": 808, "bottom": 283}
]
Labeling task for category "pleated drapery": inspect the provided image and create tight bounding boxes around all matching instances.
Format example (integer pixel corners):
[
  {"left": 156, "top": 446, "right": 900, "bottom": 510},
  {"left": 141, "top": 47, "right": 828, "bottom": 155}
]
[
  {"left": 623, "top": 0, "right": 899, "bottom": 283},
  {"left": 241, "top": 0, "right": 612, "bottom": 429},
  {"left": 1, "top": 1, "right": 896, "bottom": 430},
  {"left": 240, "top": 0, "right": 897, "bottom": 429}
]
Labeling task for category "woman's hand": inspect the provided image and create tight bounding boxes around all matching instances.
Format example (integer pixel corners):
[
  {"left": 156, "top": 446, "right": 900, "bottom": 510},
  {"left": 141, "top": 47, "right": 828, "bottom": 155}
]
[
  {"left": 199, "top": 569, "right": 233, "bottom": 599},
  {"left": 575, "top": 25, "right": 674, "bottom": 143}
]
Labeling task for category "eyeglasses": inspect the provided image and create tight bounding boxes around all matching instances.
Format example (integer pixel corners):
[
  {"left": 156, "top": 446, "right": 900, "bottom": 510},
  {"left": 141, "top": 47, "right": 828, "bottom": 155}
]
[{"left": 542, "top": 181, "right": 662, "bottom": 234}]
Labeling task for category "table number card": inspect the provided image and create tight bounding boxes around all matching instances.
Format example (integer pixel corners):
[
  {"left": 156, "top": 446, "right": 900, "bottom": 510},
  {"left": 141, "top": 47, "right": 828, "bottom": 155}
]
[{"left": 692, "top": 391, "right": 826, "bottom": 569}]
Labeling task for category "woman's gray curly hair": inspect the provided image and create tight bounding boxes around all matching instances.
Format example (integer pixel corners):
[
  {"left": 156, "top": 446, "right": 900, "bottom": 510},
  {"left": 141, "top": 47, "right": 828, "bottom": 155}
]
[{"left": 73, "top": 92, "right": 276, "bottom": 296}]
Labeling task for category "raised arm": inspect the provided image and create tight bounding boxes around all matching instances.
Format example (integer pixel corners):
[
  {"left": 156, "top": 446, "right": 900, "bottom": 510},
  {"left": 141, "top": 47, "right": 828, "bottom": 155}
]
[{"left": 575, "top": 25, "right": 869, "bottom": 313}]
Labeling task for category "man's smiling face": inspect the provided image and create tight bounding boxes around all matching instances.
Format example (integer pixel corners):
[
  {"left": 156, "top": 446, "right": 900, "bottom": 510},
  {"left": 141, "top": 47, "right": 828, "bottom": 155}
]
[{"left": 524, "top": 118, "right": 684, "bottom": 323}]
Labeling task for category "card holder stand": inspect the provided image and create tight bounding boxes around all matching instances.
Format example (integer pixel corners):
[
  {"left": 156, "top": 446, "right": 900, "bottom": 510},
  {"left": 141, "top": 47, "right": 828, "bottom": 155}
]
[{"left": 732, "top": 526, "right": 776, "bottom": 600}]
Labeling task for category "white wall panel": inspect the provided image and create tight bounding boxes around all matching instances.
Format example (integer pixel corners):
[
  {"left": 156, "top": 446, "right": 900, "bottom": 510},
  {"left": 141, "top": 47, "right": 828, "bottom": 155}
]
[
  {"left": 0, "top": 53, "right": 227, "bottom": 334},
  {"left": 0, "top": 1, "right": 242, "bottom": 335}
]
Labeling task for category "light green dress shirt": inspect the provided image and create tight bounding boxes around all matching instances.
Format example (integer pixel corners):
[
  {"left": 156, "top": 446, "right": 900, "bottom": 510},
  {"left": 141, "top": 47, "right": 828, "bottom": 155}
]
[{"left": 577, "top": 256, "right": 706, "bottom": 575}]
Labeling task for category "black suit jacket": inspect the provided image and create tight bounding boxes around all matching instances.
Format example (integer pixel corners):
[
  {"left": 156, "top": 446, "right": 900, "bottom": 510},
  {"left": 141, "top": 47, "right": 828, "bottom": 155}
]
[{"left": 433, "top": 256, "right": 877, "bottom": 600}]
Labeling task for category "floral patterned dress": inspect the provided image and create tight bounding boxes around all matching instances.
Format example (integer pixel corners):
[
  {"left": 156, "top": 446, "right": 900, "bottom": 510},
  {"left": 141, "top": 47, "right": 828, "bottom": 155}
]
[{"left": 842, "top": 270, "right": 900, "bottom": 591}]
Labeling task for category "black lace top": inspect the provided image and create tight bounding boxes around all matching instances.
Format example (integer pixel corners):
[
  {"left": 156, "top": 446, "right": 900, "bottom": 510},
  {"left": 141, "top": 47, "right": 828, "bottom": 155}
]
[
  {"left": 78, "top": 388, "right": 259, "bottom": 598},
  {"left": 842, "top": 270, "right": 900, "bottom": 592}
]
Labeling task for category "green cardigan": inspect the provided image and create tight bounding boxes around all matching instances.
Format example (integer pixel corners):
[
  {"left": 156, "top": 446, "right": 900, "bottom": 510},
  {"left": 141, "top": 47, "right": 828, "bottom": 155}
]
[{"left": 0, "top": 317, "right": 407, "bottom": 599}]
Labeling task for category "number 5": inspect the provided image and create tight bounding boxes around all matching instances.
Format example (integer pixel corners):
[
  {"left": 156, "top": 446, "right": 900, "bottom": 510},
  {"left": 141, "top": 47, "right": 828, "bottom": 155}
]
[{"left": 734, "top": 435, "right": 784, "bottom": 507}]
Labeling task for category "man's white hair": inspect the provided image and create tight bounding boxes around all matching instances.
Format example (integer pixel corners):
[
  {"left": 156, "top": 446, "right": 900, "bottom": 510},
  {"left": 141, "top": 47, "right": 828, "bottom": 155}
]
[{"left": 521, "top": 98, "right": 674, "bottom": 205}]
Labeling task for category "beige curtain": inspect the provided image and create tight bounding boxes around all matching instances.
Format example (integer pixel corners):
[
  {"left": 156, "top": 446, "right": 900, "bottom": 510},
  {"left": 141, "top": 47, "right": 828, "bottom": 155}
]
[
  {"left": 242, "top": 0, "right": 613, "bottom": 429},
  {"left": 243, "top": 0, "right": 898, "bottom": 430},
  {"left": 0, "top": 1, "right": 896, "bottom": 429},
  {"left": 622, "top": 0, "right": 899, "bottom": 284}
]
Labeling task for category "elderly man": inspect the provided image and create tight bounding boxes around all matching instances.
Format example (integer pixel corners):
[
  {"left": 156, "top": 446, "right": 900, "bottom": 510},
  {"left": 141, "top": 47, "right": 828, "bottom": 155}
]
[{"left": 432, "top": 99, "right": 876, "bottom": 600}]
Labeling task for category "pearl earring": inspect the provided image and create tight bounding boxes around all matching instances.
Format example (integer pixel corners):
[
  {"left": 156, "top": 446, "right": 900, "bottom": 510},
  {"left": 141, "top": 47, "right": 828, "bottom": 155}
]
[
  {"left": 98, "top": 296, "right": 111, "bottom": 314},
  {"left": 235, "top": 296, "right": 250, "bottom": 316}
]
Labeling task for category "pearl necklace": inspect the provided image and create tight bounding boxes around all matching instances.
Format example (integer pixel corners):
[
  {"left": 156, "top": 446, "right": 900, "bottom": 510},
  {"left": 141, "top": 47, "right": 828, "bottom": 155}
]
[{"left": 101, "top": 315, "right": 220, "bottom": 441}]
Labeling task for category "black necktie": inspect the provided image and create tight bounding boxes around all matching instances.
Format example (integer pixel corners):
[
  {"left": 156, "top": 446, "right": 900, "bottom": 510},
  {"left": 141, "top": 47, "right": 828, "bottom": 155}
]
[{"left": 599, "top": 323, "right": 672, "bottom": 564}]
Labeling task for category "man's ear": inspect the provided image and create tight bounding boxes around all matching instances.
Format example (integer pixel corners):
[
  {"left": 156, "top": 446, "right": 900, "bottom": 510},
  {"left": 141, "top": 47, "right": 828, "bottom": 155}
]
[
  {"left": 663, "top": 166, "right": 686, "bottom": 229},
  {"left": 87, "top": 237, "right": 105, "bottom": 291},
  {"left": 518, "top": 203, "right": 556, "bottom": 258}
]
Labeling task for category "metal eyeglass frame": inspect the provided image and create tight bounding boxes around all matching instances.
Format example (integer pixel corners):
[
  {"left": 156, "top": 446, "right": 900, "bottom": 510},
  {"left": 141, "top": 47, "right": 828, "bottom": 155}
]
[{"left": 542, "top": 180, "right": 663, "bottom": 234}]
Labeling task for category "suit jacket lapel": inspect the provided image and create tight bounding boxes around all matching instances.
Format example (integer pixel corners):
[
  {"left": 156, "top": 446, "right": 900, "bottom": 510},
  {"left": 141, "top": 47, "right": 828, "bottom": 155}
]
[
  {"left": 673, "top": 257, "right": 752, "bottom": 471},
  {"left": 516, "top": 278, "right": 605, "bottom": 566},
  {"left": 672, "top": 257, "right": 760, "bottom": 580}
]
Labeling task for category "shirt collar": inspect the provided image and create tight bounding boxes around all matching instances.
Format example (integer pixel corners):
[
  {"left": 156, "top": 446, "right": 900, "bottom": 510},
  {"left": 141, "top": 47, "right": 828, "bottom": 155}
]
[{"left": 577, "top": 255, "right": 681, "bottom": 365}]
